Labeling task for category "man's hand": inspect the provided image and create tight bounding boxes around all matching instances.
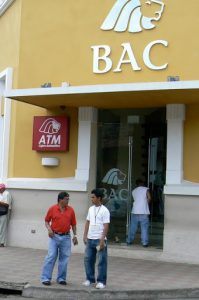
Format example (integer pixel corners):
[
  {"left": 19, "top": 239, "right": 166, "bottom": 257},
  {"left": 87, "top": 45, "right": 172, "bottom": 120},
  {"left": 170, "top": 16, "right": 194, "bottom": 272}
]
[
  {"left": 83, "top": 236, "right": 87, "bottom": 245},
  {"left": 83, "top": 221, "right": 89, "bottom": 245},
  {"left": 48, "top": 228, "right": 54, "bottom": 238},
  {"left": 72, "top": 236, "right": 78, "bottom": 246},
  {"left": 45, "top": 222, "right": 54, "bottom": 238},
  {"left": 99, "top": 238, "right": 106, "bottom": 250}
]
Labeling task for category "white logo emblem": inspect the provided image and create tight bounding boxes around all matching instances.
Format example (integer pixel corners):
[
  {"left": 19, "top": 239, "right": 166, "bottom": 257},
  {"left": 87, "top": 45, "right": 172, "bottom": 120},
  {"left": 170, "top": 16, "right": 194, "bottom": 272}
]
[
  {"left": 101, "top": 0, "right": 165, "bottom": 33},
  {"left": 39, "top": 118, "right": 61, "bottom": 134},
  {"left": 102, "top": 168, "right": 126, "bottom": 186}
]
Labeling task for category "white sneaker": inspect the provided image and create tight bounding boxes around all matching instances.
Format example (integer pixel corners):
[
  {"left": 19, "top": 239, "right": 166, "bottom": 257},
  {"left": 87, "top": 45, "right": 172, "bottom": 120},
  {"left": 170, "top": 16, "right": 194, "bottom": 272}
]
[
  {"left": 96, "top": 282, "right": 106, "bottom": 289},
  {"left": 82, "top": 280, "right": 91, "bottom": 287}
]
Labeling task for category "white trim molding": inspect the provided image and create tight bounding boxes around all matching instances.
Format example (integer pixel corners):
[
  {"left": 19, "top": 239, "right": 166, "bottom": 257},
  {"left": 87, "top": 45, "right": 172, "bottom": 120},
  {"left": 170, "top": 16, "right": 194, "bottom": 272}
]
[
  {"left": 164, "top": 181, "right": 199, "bottom": 196},
  {"left": 0, "top": 0, "right": 15, "bottom": 16},
  {"left": 5, "top": 80, "right": 199, "bottom": 98},
  {"left": 164, "top": 104, "right": 199, "bottom": 196},
  {"left": 0, "top": 67, "right": 13, "bottom": 182},
  {"left": 166, "top": 104, "right": 185, "bottom": 185},
  {"left": 75, "top": 107, "right": 98, "bottom": 181},
  {"left": 6, "top": 177, "right": 87, "bottom": 191}
]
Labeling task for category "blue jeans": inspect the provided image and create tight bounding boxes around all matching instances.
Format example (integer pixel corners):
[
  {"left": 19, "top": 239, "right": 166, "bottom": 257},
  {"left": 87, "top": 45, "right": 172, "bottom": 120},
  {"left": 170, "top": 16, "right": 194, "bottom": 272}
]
[
  {"left": 41, "top": 234, "right": 71, "bottom": 283},
  {"left": 84, "top": 239, "right": 108, "bottom": 284},
  {"left": 127, "top": 214, "right": 149, "bottom": 246}
]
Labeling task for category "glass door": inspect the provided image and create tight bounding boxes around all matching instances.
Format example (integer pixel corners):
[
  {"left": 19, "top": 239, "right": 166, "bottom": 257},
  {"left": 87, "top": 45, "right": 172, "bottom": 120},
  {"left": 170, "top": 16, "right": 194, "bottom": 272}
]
[
  {"left": 96, "top": 108, "right": 166, "bottom": 247},
  {"left": 146, "top": 109, "right": 166, "bottom": 247},
  {"left": 148, "top": 137, "right": 166, "bottom": 247},
  {"left": 97, "top": 119, "right": 129, "bottom": 243}
]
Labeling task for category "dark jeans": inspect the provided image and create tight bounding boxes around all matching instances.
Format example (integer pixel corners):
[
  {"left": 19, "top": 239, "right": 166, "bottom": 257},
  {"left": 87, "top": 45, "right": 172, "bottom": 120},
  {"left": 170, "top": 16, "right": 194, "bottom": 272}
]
[{"left": 84, "top": 239, "right": 108, "bottom": 284}]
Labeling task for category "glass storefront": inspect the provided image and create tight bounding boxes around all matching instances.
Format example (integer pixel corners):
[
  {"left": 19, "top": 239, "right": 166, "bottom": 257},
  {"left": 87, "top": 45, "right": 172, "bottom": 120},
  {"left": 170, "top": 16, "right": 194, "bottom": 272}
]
[{"left": 96, "top": 108, "right": 166, "bottom": 248}]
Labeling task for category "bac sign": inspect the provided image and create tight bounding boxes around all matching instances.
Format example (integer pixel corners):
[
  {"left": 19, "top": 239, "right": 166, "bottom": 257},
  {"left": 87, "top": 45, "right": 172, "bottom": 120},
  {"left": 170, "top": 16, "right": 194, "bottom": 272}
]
[{"left": 32, "top": 116, "right": 69, "bottom": 151}]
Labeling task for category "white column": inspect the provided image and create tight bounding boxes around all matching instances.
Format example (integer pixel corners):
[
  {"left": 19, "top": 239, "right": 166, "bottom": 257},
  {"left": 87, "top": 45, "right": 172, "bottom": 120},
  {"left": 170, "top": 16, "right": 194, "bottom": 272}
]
[
  {"left": 75, "top": 107, "right": 98, "bottom": 182},
  {"left": 166, "top": 104, "right": 185, "bottom": 184},
  {"left": 0, "top": 68, "right": 13, "bottom": 182}
]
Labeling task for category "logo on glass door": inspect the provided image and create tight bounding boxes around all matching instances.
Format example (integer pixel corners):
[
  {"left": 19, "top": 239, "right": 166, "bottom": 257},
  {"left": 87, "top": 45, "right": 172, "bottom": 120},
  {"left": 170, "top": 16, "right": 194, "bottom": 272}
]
[
  {"left": 102, "top": 168, "right": 126, "bottom": 185},
  {"left": 101, "top": 0, "right": 165, "bottom": 33}
]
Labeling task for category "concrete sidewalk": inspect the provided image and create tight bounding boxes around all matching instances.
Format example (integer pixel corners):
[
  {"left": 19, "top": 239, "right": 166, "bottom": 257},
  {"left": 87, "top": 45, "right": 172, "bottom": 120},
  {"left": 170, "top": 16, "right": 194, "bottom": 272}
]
[{"left": 1, "top": 246, "right": 199, "bottom": 299}]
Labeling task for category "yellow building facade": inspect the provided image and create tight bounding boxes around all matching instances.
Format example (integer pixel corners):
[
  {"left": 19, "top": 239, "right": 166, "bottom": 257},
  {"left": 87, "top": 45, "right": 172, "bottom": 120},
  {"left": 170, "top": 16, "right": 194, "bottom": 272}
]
[{"left": 1, "top": 0, "right": 199, "bottom": 263}]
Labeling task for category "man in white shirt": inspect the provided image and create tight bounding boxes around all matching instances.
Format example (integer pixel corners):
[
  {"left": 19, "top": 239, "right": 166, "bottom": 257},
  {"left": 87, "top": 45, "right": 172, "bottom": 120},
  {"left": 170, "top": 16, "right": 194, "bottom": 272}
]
[
  {"left": 127, "top": 179, "right": 151, "bottom": 247},
  {"left": 83, "top": 189, "right": 110, "bottom": 289},
  {"left": 0, "top": 183, "right": 12, "bottom": 247}
]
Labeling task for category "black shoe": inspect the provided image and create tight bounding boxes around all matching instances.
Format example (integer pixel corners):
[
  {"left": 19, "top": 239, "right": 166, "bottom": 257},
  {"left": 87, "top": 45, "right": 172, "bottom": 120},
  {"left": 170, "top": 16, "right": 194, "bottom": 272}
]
[
  {"left": 142, "top": 244, "right": 148, "bottom": 248},
  {"left": 59, "top": 281, "right": 67, "bottom": 285},
  {"left": 126, "top": 242, "right": 132, "bottom": 246},
  {"left": 42, "top": 281, "right": 51, "bottom": 286}
]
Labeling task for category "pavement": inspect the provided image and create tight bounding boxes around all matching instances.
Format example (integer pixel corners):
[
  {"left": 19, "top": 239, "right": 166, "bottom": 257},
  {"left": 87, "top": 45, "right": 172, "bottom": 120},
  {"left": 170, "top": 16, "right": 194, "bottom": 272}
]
[{"left": 1, "top": 246, "right": 199, "bottom": 299}]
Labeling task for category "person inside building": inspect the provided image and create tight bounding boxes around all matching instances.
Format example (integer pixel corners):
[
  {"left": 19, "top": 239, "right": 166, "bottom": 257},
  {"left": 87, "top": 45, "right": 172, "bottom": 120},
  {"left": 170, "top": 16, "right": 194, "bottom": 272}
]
[
  {"left": 41, "top": 191, "right": 78, "bottom": 286},
  {"left": 82, "top": 188, "right": 110, "bottom": 289},
  {"left": 127, "top": 179, "right": 151, "bottom": 247},
  {"left": 0, "top": 183, "right": 12, "bottom": 247}
]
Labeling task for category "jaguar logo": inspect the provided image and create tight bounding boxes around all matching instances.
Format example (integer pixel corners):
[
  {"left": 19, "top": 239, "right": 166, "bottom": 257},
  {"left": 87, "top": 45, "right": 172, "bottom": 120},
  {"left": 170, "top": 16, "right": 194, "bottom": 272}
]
[
  {"left": 39, "top": 118, "right": 61, "bottom": 134},
  {"left": 102, "top": 168, "right": 126, "bottom": 186},
  {"left": 101, "top": 0, "right": 165, "bottom": 33}
]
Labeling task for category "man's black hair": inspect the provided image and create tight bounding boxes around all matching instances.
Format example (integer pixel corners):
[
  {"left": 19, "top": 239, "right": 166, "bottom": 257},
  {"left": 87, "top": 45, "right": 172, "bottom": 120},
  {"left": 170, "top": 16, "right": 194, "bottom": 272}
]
[
  {"left": 135, "top": 179, "right": 144, "bottom": 186},
  {"left": 57, "top": 191, "right": 69, "bottom": 202},
  {"left": 91, "top": 188, "right": 104, "bottom": 200}
]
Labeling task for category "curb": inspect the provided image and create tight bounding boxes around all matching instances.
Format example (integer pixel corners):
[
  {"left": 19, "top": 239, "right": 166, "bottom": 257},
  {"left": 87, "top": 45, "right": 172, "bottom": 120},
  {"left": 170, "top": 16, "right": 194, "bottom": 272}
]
[
  {"left": 22, "top": 286, "right": 199, "bottom": 300},
  {"left": 0, "top": 281, "right": 27, "bottom": 294}
]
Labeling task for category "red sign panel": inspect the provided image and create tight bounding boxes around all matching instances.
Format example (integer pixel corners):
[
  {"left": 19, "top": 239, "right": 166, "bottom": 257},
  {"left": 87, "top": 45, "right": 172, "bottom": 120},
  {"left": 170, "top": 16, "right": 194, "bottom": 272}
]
[{"left": 32, "top": 116, "right": 69, "bottom": 151}]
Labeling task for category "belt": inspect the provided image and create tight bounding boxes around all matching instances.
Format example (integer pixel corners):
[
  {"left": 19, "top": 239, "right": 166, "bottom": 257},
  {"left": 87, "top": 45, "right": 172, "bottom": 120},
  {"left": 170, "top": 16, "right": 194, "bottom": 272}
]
[{"left": 54, "top": 232, "right": 70, "bottom": 236}]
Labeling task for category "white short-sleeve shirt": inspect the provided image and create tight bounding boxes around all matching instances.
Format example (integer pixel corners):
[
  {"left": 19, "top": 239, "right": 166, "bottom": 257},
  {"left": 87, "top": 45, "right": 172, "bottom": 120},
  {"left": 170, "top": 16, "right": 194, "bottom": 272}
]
[
  {"left": 0, "top": 190, "right": 12, "bottom": 209},
  {"left": 132, "top": 186, "right": 150, "bottom": 215},
  {"left": 87, "top": 205, "right": 110, "bottom": 239}
]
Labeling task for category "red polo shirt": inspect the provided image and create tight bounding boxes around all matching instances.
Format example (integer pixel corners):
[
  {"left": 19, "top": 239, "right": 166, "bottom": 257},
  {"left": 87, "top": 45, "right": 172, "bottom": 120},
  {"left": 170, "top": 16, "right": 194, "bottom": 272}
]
[{"left": 45, "top": 204, "right": 77, "bottom": 233}]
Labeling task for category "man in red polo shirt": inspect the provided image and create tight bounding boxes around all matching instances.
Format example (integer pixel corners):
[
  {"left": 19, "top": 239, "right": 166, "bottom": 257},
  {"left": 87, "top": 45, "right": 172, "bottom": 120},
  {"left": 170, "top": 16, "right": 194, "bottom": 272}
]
[{"left": 41, "top": 191, "right": 78, "bottom": 286}]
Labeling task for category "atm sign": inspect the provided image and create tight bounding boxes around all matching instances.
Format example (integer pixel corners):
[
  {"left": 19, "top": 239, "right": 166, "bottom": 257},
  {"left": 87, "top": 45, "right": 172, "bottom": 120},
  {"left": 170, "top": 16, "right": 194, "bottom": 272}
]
[{"left": 32, "top": 116, "right": 69, "bottom": 151}]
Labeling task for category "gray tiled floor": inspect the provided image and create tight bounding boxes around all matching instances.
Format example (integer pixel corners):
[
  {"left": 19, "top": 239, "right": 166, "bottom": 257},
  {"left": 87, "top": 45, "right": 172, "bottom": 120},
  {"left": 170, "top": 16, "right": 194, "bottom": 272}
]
[{"left": 0, "top": 247, "right": 199, "bottom": 291}]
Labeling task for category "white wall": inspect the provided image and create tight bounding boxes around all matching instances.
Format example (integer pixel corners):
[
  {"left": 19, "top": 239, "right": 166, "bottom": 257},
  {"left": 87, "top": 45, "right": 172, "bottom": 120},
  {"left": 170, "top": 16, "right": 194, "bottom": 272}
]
[
  {"left": 163, "top": 194, "right": 199, "bottom": 264},
  {"left": 7, "top": 189, "right": 90, "bottom": 253}
]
